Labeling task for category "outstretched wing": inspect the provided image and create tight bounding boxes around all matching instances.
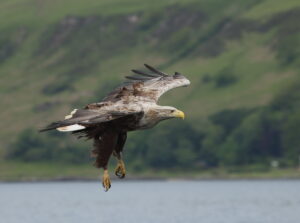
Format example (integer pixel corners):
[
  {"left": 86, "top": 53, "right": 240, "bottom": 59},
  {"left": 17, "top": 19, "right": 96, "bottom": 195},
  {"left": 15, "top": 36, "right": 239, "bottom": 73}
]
[
  {"left": 103, "top": 64, "right": 190, "bottom": 103},
  {"left": 39, "top": 108, "right": 142, "bottom": 132}
]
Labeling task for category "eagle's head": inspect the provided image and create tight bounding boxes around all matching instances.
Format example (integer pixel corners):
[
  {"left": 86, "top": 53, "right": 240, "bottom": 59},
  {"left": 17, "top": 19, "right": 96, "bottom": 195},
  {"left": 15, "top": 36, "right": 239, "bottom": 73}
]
[{"left": 150, "top": 105, "right": 185, "bottom": 121}]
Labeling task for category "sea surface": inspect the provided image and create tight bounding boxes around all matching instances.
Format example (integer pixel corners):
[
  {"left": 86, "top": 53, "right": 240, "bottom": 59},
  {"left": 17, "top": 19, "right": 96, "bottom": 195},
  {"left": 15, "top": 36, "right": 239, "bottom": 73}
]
[{"left": 0, "top": 180, "right": 299, "bottom": 223}]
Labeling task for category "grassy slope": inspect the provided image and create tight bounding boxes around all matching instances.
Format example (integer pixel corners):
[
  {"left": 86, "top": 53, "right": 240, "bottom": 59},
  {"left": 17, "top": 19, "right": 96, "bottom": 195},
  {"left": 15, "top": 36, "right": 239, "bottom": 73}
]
[{"left": 0, "top": 0, "right": 300, "bottom": 178}]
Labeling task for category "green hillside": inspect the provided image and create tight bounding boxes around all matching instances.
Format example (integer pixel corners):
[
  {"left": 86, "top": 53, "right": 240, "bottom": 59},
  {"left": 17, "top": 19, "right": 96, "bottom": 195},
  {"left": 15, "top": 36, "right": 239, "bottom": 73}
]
[{"left": 1, "top": 0, "right": 300, "bottom": 179}]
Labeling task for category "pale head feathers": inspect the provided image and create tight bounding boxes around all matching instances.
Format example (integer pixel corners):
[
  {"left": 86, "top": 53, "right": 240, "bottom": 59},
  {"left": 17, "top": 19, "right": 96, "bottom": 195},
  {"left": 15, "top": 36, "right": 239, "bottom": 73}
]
[{"left": 148, "top": 105, "right": 185, "bottom": 120}]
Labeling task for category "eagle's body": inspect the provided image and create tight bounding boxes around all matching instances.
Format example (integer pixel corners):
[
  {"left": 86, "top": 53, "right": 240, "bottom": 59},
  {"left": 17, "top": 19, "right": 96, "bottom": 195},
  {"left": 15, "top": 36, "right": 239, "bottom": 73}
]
[{"left": 41, "top": 64, "right": 190, "bottom": 191}]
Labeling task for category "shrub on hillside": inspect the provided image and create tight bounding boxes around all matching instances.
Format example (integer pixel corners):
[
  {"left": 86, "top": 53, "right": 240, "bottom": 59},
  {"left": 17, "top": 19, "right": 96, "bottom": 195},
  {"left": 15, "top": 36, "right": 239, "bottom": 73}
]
[
  {"left": 214, "top": 68, "right": 237, "bottom": 87},
  {"left": 6, "top": 129, "right": 90, "bottom": 164}
]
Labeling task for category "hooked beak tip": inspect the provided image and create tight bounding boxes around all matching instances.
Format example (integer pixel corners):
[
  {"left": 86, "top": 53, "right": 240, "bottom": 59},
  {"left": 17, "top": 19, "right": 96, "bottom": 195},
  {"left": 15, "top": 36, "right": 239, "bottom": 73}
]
[{"left": 173, "top": 110, "right": 185, "bottom": 120}]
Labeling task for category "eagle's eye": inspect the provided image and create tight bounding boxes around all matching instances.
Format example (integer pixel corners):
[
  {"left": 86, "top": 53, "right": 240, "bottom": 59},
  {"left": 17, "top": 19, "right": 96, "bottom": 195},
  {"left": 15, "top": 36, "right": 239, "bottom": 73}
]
[{"left": 170, "top": 109, "right": 175, "bottom": 113}]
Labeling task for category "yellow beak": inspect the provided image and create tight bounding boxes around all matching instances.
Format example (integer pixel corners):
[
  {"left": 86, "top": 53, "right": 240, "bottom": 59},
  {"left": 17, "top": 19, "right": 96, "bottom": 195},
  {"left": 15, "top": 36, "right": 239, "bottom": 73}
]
[{"left": 173, "top": 110, "right": 185, "bottom": 119}]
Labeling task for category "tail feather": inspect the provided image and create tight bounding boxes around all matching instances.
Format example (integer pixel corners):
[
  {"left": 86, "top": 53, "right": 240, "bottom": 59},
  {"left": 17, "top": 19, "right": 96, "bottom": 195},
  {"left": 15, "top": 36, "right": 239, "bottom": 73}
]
[
  {"left": 39, "top": 122, "right": 64, "bottom": 132},
  {"left": 57, "top": 124, "right": 85, "bottom": 132}
]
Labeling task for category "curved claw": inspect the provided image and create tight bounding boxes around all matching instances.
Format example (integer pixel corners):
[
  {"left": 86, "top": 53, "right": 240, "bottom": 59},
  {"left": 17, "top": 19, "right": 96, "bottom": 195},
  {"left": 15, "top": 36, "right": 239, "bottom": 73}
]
[
  {"left": 115, "top": 161, "right": 126, "bottom": 179},
  {"left": 102, "top": 170, "right": 111, "bottom": 192}
]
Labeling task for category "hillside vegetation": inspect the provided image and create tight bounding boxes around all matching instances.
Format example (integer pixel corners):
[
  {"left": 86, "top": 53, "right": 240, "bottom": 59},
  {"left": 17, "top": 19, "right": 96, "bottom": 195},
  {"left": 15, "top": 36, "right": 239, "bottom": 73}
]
[{"left": 1, "top": 0, "right": 300, "bottom": 178}]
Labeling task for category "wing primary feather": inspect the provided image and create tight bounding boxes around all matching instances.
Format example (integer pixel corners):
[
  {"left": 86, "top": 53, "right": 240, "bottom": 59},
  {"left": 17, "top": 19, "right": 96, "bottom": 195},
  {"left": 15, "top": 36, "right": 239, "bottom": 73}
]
[
  {"left": 125, "top": 75, "right": 149, "bottom": 80},
  {"left": 131, "top": 69, "right": 159, "bottom": 77},
  {"left": 144, "top": 64, "right": 168, "bottom": 76},
  {"left": 39, "top": 122, "right": 61, "bottom": 132}
]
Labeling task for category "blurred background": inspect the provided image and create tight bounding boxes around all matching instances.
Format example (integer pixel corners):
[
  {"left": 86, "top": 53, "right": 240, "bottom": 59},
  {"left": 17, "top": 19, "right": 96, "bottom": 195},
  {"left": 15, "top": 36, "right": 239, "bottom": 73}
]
[
  {"left": 1, "top": 0, "right": 300, "bottom": 180},
  {"left": 1, "top": 1, "right": 300, "bottom": 223}
]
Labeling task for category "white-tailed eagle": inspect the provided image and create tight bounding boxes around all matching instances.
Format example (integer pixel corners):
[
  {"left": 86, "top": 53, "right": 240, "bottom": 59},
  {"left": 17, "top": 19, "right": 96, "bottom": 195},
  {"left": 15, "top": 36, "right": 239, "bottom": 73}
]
[{"left": 41, "top": 64, "right": 190, "bottom": 191}]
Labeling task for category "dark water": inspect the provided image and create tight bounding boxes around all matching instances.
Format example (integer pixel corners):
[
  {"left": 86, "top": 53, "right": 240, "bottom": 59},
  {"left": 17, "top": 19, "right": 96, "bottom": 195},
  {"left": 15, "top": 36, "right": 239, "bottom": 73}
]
[{"left": 1, "top": 180, "right": 300, "bottom": 223}]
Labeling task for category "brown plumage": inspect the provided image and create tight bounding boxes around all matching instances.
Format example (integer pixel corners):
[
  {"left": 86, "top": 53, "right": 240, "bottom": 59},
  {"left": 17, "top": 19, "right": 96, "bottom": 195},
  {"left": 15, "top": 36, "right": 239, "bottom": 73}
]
[{"left": 40, "top": 64, "right": 190, "bottom": 191}]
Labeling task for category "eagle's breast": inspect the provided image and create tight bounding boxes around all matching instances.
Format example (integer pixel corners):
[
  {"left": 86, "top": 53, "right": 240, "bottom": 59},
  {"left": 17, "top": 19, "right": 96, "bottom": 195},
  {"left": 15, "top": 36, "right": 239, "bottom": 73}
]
[{"left": 136, "top": 105, "right": 161, "bottom": 129}]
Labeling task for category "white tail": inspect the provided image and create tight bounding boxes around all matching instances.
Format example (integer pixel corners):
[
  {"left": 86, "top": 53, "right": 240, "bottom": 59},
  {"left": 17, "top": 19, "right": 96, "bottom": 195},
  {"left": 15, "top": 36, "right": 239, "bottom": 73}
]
[{"left": 57, "top": 124, "right": 85, "bottom": 132}]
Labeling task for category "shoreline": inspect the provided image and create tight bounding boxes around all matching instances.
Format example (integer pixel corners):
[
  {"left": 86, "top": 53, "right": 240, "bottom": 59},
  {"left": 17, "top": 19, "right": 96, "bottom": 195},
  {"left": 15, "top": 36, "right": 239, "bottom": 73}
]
[
  {"left": 2, "top": 161, "right": 300, "bottom": 182},
  {"left": 2, "top": 175, "right": 300, "bottom": 183}
]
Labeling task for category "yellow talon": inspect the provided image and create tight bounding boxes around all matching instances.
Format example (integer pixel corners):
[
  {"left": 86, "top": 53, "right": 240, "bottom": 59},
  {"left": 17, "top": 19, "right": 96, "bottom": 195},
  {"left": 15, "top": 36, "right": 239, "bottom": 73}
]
[
  {"left": 102, "top": 169, "right": 111, "bottom": 192},
  {"left": 115, "top": 160, "right": 126, "bottom": 179}
]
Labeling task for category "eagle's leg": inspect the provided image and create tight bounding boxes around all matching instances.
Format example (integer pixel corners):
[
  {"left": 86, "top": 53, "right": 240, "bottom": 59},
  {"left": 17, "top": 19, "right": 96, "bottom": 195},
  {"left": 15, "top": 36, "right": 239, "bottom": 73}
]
[
  {"left": 113, "top": 151, "right": 126, "bottom": 179},
  {"left": 102, "top": 167, "right": 111, "bottom": 192}
]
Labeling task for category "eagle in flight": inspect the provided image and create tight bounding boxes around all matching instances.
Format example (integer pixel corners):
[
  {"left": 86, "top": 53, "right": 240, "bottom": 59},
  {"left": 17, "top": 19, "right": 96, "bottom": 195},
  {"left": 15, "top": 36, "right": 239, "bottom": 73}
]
[{"left": 41, "top": 64, "right": 190, "bottom": 191}]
